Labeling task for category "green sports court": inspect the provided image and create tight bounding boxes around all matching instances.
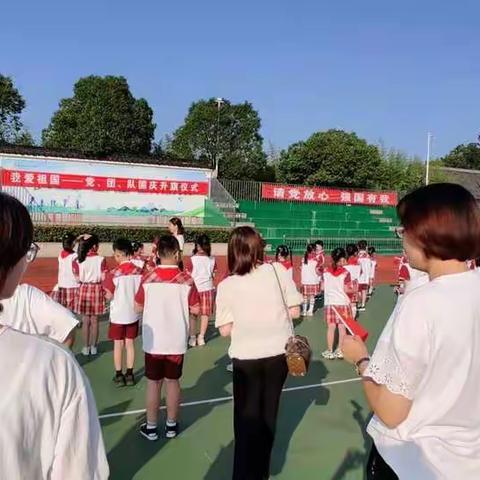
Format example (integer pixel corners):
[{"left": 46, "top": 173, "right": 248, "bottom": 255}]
[{"left": 76, "top": 285, "right": 395, "bottom": 480}]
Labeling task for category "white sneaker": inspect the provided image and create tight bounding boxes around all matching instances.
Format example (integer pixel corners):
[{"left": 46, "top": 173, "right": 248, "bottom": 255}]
[
  {"left": 226, "top": 363, "right": 233, "bottom": 372},
  {"left": 307, "top": 310, "right": 314, "bottom": 317},
  {"left": 188, "top": 336, "right": 197, "bottom": 348},
  {"left": 359, "top": 306, "right": 366, "bottom": 312},
  {"left": 321, "top": 350, "right": 335, "bottom": 360},
  {"left": 197, "top": 335, "right": 206, "bottom": 347},
  {"left": 90, "top": 345, "right": 98, "bottom": 355},
  {"left": 334, "top": 349, "right": 344, "bottom": 359},
  {"left": 81, "top": 347, "right": 90, "bottom": 357}
]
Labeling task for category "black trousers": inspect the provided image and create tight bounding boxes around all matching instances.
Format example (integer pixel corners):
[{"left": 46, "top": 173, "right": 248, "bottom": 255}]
[
  {"left": 232, "top": 354, "right": 288, "bottom": 480},
  {"left": 366, "top": 443, "right": 399, "bottom": 480}
]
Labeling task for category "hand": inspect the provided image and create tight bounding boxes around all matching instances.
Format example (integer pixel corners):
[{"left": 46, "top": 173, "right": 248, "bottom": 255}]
[{"left": 342, "top": 335, "right": 369, "bottom": 365}]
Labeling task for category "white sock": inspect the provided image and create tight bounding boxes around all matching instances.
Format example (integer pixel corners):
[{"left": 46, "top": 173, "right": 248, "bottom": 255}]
[
  {"left": 308, "top": 299, "right": 315, "bottom": 313},
  {"left": 147, "top": 421, "right": 157, "bottom": 429},
  {"left": 166, "top": 419, "right": 177, "bottom": 427},
  {"left": 302, "top": 302, "right": 308, "bottom": 313}
]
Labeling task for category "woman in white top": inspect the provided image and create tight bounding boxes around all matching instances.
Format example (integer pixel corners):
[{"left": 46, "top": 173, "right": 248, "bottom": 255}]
[
  {"left": 216, "top": 226, "right": 302, "bottom": 480},
  {"left": 0, "top": 192, "right": 109, "bottom": 479},
  {"left": 189, "top": 234, "right": 216, "bottom": 347},
  {"left": 343, "top": 183, "right": 480, "bottom": 480}
]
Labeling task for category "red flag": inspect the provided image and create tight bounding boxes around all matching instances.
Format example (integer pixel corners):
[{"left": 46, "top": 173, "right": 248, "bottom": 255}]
[{"left": 331, "top": 306, "right": 369, "bottom": 341}]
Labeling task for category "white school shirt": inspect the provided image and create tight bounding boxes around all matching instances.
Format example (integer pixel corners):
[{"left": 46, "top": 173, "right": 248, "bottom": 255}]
[
  {"left": 135, "top": 266, "right": 199, "bottom": 354},
  {"left": 0, "top": 284, "right": 78, "bottom": 343},
  {"left": 103, "top": 262, "right": 143, "bottom": 325},
  {"left": 190, "top": 254, "right": 216, "bottom": 292},
  {"left": 0, "top": 327, "right": 109, "bottom": 480},
  {"left": 365, "top": 270, "right": 480, "bottom": 479},
  {"left": 301, "top": 258, "right": 320, "bottom": 285},
  {"left": 215, "top": 263, "right": 303, "bottom": 360},
  {"left": 174, "top": 234, "right": 185, "bottom": 251},
  {"left": 344, "top": 259, "right": 361, "bottom": 283},
  {"left": 131, "top": 256, "right": 145, "bottom": 270},
  {"left": 274, "top": 260, "right": 294, "bottom": 280},
  {"left": 369, "top": 258, "right": 377, "bottom": 280},
  {"left": 358, "top": 251, "right": 371, "bottom": 284},
  {"left": 57, "top": 251, "right": 80, "bottom": 288},
  {"left": 323, "top": 267, "right": 351, "bottom": 306},
  {"left": 76, "top": 255, "right": 106, "bottom": 283}
]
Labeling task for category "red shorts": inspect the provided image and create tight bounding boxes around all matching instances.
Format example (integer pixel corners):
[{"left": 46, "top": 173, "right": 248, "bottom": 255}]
[
  {"left": 74, "top": 283, "right": 106, "bottom": 316},
  {"left": 198, "top": 289, "right": 215, "bottom": 316},
  {"left": 51, "top": 287, "right": 78, "bottom": 311},
  {"left": 358, "top": 283, "right": 369, "bottom": 292},
  {"left": 302, "top": 284, "right": 320, "bottom": 297},
  {"left": 325, "top": 305, "right": 353, "bottom": 325},
  {"left": 145, "top": 353, "right": 184, "bottom": 381},
  {"left": 108, "top": 321, "right": 139, "bottom": 340}
]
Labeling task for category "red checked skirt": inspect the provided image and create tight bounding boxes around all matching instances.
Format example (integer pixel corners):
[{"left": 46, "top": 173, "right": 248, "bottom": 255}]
[
  {"left": 199, "top": 289, "right": 215, "bottom": 316},
  {"left": 51, "top": 287, "right": 78, "bottom": 311},
  {"left": 74, "top": 283, "right": 106, "bottom": 316},
  {"left": 302, "top": 284, "right": 321, "bottom": 296},
  {"left": 325, "top": 305, "right": 354, "bottom": 325}
]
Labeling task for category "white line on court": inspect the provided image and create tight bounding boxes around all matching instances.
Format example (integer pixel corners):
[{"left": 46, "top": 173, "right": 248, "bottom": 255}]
[{"left": 98, "top": 377, "right": 361, "bottom": 420}]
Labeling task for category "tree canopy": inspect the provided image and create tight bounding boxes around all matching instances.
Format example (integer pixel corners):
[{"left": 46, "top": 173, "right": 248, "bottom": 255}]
[
  {"left": 42, "top": 75, "right": 155, "bottom": 156},
  {"left": 0, "top": 74, "right": 33, "bottom": 145},
  {"left": 441, "top": 141, "right": 480, "bottom": 170},
  {"left": 169, "top": 98, "right": 274, "bottom": 180}
]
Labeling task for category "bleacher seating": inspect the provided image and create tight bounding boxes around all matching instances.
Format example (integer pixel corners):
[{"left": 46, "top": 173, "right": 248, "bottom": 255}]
[{"left": 238, "top": 200, "right": 401, "bottom": 254}]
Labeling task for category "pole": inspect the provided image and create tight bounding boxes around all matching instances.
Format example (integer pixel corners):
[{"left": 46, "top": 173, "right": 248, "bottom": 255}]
[
  {"left": 214, "top": 98, "right": 224, "bottom": 178},
  {"left": 425, "top": 132, "right": 432, "bottom": 185}
]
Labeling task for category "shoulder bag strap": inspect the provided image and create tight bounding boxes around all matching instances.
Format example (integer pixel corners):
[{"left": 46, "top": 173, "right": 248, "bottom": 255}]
[{"left": 271, "top": 264, "right": 295, "bottom": 336}]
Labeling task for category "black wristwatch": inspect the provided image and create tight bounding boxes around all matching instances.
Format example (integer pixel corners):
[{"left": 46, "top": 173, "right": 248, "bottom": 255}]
[{"left": 355, "top": 357, "right": 370, "bottom": 376}]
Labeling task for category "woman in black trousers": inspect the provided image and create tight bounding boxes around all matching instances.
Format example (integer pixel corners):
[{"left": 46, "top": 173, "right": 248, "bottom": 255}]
[{"left": 216, "top": 227, "right": 303, "bottom": 479}]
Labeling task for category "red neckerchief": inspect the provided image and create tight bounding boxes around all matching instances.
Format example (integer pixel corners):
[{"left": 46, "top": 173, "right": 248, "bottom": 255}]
[
  {"left": 60, "top": 250, "right": 73, "bottom": 259},
  {"left": 326, "top": 266, "right": 347, "bottom": 277},
  {"left": 347, "top": 257, "right": 358, "bottom": 266},
  {"left": 87, "top": 251, "right": 98, "bottom": 257},
  {"left": 307, "top": 253, "right": 316, "bottom": 261},
  {"left": 114, "top": 261, "right": 141, "bottom": 276},
  {"left": 279, "top": 259, "right": 293, "bottom": 270}
]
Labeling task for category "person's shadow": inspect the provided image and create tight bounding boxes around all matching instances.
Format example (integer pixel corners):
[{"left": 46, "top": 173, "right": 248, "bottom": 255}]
[
  {"left": 205, "top": 360, "right": 330, "bottom": 479},
  {"left": 106, "top": 354, "right": 233, "bottom": 480},
  {"left": 330, "top": 400, "right": 372, "bottom": 480}
]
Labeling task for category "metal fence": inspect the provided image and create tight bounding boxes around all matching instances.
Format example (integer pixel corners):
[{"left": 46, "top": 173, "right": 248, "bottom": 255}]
[{"left": 0, "top": 185, "right": 52, "bottom": 224}]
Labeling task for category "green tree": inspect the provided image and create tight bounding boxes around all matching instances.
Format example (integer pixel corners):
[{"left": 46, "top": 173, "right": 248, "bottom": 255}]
[
  {"left": 277, "top": 129, "right": 382, "bottom": 188},
  {"left": 441, "top": 141, "right": 480, "bottom": 170},
  {"left": 42, "top": 75, "right": 155, "bottom": 156},
  {"left": 0, "top": 74, "right": 34, "bottom": 145},
  {"left": 170, "top": 98, "right": 274, "bottom": 180}
]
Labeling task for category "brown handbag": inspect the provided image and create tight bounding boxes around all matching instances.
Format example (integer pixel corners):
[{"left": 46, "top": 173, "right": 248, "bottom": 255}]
[{"left": 271, "top": 265, "right": 312, "bottom": 377}]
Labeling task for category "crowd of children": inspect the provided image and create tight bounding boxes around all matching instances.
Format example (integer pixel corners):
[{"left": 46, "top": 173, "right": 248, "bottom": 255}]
[{"left": 49, "top": 226, "right": 378, "bottom": 441}]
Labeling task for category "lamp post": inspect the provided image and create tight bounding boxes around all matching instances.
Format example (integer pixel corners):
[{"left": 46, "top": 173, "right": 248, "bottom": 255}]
[
  {"left": 213, "top": 97, "right": 224, "bottom": 178},
  {"left": 425, "top": 132, "right": 433, "bottom": 185}
]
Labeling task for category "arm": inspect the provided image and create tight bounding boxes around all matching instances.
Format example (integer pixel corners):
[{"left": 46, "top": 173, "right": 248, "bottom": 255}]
[
  {"left": 63, "top": 329, "right": 76, "bottom": 348},
  {"left": 215, "top": 281, "right": 234, "bottom": 337}
]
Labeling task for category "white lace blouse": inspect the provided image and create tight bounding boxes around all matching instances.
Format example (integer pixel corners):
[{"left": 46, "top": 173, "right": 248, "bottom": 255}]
[{"left": 365, "top": 270, "right": 480, "bottom": 479}]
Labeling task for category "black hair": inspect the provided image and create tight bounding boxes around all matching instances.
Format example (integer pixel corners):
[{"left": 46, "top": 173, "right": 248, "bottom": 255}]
[
  {"left": 77, "top": 234, "right": 99, "bottom": 263},
  {"left": 314, "top": 240, "right": 324, "bottom": 248},
  {"left": 113, "top": 238, "right": 134, "bottom": 257},
  {"left": 169, "top": 217, "right": 185, "bottom": 235},
  {"left": 304, "top": 243, "right": 316, "bottom": 265},
  {"left": 358, "top": 240, "right": 368, "bottom": 250},
  {"left": 193, "top": 234, "right": 211, "bottom": 256},
  {"left": 331, "top": 247, "right": 347, "bottom": 270},
  {"left": 132, "top": 241, "right": 144, "bottom": 254},
  {"left": 368, "top": 246, "right": 376, "bottom": 255},
  {"left": 62, "top": 232, "right": 76, "bottom": 253},
  {"left": 156, "top": 235, "right": 180, "bottom": 259},
  {"left": 276, "top": 244, "right": 292, "bottom": 264},
  {"left": 346, "top": 243, "right": 358, "bottom": 258},
  {"left": 0, "top": 192, "right": 33, "bottom": 293}
]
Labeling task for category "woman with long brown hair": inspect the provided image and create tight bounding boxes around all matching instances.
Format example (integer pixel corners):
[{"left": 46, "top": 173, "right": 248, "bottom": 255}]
[{"left": 216, "top": 226, "right": 302, "bottom": 480}]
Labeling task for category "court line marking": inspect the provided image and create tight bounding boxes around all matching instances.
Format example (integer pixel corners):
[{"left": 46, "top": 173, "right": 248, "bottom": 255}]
[{"left": 99, "top": 377, "right": 361, "bottom": 420}]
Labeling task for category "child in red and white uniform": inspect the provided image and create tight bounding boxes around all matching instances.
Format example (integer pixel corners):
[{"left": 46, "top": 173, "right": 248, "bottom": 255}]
[
  {"left": 322, "top": 247, "right": 353, "bottom": 360},
  {"left": 131, "top": 241, "right": 146, "bottom": 271},
  {"left": 345, "top": 243, "right": 361, "bottom": 319},
  {"left": 275, "top": 244, "right": 294, "bottom": 280},
  {"left": 73, "top": 234, "right": 107, "bottom": 356},
  {"left": 368, "top": 246, "right": 377, "bottom": 296},
  {"left": 315, "top": 240, "right": 325, "bottom": 289},
  {"left": 301, "top": 243, "right": 321, "bottom": 316},
  {"left": 135, "top": 235, "right": 200, "bottom": 441},
  {"left": 52, "top": 233, "right": 80, "bottom": 312},
  {"left": 357, "top": 240, "right": 371, "bottom": 311},
  {"left": 189, "top": 234, "right": 216, "bottom": 347},
  {"left": 397, "top": 257, "right": 429, "bottom": 295},
  {"left": 103, "top": 238, "right": 143, "bottom": 387},
  {"left": 168, "top": 217, "right": 185, "bottom": 270}
]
